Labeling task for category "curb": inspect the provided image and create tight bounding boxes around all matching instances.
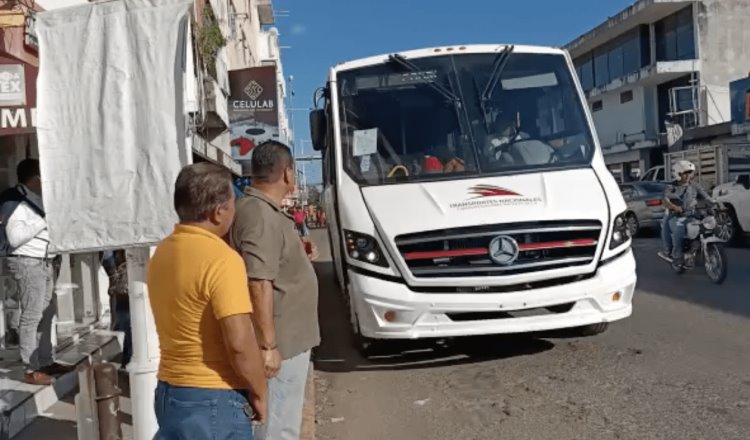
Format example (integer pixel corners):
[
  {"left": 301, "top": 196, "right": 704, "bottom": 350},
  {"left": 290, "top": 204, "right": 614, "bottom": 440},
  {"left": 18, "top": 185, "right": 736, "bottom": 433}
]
[{"left": 301, "top": 362, "right": 315, "bottom": 440}]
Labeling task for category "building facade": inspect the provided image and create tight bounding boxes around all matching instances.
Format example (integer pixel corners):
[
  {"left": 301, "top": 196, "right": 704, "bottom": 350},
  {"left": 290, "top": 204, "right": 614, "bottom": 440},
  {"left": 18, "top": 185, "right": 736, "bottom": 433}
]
[
  {"left": 566, "top": 0, "right": 750, "bottom": 182},
  {"left": 1, "top": 0, "right": 290, "bottom": 347}
]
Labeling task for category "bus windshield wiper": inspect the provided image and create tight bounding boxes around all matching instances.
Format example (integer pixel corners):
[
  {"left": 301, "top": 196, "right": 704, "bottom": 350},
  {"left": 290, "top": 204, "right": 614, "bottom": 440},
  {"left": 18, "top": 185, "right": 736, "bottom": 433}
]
[
  {"left": 388, "top": 53, "right": 470, "bottom": 136},
  {"left": 388, "top": 54, "right": 461, "bottom": 103},
  {"left": 479, "top": 45, "right": 514, "bottom": 131}
]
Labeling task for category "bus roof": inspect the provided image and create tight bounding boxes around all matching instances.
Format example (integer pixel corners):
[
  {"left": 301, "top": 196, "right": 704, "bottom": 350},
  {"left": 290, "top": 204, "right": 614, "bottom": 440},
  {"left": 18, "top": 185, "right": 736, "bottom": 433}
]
[{"left": 331, "top": 44, "right": 568, "bottom": 74}]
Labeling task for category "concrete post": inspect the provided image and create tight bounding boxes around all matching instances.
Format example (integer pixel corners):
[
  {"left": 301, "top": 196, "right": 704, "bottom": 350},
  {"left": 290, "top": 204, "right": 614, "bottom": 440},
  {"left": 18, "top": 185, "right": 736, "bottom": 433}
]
[
  {"left": 55, "top": 254, "right": 77, "bottom": 340},
  {"left": 649, "top": 23, "right": 657, "bottom": 65},
  {"left": 125, "top": 247, "right": 159, "bottom": 440},
  {"left": 76, "top": 364, "right": 99, "bottom": 440},
  {"left": 71, "top": 254, "right": 99, "bottom": 325}
]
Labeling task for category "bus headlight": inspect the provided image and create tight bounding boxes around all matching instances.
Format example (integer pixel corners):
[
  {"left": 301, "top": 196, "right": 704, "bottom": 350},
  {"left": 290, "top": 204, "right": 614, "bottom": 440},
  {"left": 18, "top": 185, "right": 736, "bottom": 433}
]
[
  {"left": 610, "top": 211, "right": 631, "bottom": 250},
  {"left": 344, "top": 230, "right": 389, "bottom": 268}
]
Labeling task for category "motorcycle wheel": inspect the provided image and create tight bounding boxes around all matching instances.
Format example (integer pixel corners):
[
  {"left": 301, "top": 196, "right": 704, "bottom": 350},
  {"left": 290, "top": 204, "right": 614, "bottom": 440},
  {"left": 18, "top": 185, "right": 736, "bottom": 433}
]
[{"left": 704, "top": 243, "right": 727, "bottom": 284}]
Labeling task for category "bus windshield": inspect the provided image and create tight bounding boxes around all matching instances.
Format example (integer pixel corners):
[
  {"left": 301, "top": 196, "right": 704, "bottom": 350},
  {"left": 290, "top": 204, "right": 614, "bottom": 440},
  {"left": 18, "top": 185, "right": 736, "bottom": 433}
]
[{"left": 336, "top": 52, "right": 595, "bottom": 185}]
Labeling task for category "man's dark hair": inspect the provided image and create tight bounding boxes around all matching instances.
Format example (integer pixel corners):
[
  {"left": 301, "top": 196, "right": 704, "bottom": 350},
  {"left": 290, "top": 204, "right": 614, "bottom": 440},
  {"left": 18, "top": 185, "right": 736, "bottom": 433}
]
[
  {"left": 16, "top": 158, "right": 40, "bottom": 184},
  {"left": 251, "top": 141, "right": 294, "bottom": 182},
  {"left": 173, "top": 162, "right": 233, "bottom": 223}
]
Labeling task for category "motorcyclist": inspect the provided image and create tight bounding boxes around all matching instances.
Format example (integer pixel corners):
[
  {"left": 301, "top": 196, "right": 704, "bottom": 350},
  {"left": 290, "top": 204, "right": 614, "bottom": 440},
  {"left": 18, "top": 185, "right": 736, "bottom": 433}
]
[{"left": 659, "top": 160, "right": 713, "bottom": 266}]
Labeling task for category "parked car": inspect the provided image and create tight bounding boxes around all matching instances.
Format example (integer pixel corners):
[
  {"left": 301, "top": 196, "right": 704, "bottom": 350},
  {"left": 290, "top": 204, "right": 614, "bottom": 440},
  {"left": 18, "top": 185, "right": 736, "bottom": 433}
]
[
  {"left": 640, "top": 165, "right": 665, "bottom": 183},
  {"left": 620, "top": 181, "right": 667, "bottom": 236}
]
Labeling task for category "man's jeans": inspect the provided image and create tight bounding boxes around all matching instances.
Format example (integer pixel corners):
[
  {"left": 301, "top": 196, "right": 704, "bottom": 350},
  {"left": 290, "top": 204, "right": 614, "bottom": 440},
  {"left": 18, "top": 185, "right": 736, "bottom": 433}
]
[
  {"left": 154, "top": 381, "right": 254, "bottom": 439},
  {"left": 661, "top": 216, "right": 687, "bottom": 260},
  {"left": 255, "top": 350, "right": 311, "bottom": 440},
  {"left": 6, "top": 257, "right": 55, "bottom": 371}
]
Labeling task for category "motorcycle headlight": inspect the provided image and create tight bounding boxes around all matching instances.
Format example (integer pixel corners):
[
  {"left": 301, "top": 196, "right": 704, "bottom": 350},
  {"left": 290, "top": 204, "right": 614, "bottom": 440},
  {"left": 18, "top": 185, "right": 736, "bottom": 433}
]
[
  {"left": 344, "top": 230, "right": 389, "bottom": 268},
  {"left": 702, "top": 216, "right": 717, "bottom": 230},
  {"left": 609, "top": 211, "right": 631, "bottom": 250}
]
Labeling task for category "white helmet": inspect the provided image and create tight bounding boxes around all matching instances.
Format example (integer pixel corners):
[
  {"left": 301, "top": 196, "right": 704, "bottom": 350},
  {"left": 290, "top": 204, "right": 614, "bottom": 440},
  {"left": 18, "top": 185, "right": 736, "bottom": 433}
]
[{"left": 672, "top": 160, "right": 696, "bottom": 177}]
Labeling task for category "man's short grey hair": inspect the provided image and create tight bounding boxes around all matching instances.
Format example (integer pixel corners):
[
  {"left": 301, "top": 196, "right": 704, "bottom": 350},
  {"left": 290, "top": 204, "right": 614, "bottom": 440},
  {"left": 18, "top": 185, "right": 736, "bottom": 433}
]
[
  {"left": 251, "top": 141, "right": 294, "bottom": 182},
  {"left": 173, "top": 162, "right": 233, "bottom": 223}
]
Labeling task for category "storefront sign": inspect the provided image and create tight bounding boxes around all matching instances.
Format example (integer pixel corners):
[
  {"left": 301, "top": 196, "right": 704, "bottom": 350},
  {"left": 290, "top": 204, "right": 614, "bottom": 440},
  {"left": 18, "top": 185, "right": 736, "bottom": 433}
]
[
  {"left": 228, "top": 65, "right": 279, "bottom": 176},
  {"left": 0, "top": 65, "right": 26, "bottom": 107},
  {"left": 0, "top": 107, "right": 35, "bottom": 130}
]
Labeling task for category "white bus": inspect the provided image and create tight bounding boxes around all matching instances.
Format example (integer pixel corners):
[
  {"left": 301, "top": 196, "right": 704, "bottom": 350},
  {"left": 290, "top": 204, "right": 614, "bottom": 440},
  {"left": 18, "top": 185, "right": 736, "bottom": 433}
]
[{"left": 309, "top": 44, "right": 637, "bottom": 352}]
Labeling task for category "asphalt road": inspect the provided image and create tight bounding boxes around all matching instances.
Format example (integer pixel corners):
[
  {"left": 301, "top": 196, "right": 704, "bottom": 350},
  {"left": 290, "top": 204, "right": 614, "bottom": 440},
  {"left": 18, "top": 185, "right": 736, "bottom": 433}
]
[{"left": 310, "top": 230, "right": 750, "bottom": 440}]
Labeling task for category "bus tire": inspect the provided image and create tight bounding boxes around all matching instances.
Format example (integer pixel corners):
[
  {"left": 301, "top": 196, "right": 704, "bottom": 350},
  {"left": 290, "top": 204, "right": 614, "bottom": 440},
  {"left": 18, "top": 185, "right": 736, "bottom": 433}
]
[{"left": 574, "top": 322, "right": 609, "bottom": 336}]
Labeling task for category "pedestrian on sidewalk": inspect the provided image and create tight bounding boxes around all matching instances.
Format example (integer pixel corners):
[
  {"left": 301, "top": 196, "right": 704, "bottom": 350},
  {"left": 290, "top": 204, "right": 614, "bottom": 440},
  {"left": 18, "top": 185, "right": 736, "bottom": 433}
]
[
  {"left": 1, "top": 159, "right": 66, "bottom": 385},
  {"left": 292, "top": 204, "right": 309, "bottom": 237},
  {"left": 148, "top": 163, "right": 267, "bottom": 439},
  {"left": 230, "top": 141, "right": 320, "bottom": 440},
  {"left": 102, "top": 250, "right": 131, "bottom": 369}
]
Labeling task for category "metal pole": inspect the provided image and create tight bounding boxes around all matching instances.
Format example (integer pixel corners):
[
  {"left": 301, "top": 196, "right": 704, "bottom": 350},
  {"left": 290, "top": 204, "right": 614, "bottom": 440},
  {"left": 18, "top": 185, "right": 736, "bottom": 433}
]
[
  {"left": 125, "top": 247, "right": 159, "bottom": 440},
  {"left": 288, "top": 75, "right": 296, "bottom": 151},
  {"left": 93, "top": 362, "right": 122, "bottom": 440},
  {"left": 0, "top": 299, "right": 5, "bottom": 349}
]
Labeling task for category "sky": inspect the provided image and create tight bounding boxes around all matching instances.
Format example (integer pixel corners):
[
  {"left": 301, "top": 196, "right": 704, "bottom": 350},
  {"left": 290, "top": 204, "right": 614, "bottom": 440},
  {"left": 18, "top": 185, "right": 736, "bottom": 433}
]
[{"left": 273, "top": 0, "right": 635, "bottom": 185}]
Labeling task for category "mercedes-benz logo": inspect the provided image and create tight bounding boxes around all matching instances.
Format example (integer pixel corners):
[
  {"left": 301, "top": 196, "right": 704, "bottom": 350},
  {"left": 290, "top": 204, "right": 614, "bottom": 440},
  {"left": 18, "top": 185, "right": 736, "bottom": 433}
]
[{"left": 488, "top": 235, "right": 520, "bottom": 266}]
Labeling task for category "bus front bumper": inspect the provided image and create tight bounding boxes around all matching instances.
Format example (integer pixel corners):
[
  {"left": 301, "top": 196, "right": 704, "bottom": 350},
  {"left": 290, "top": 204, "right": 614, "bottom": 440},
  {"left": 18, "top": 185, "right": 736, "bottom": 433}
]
[{"left": 348, "top": 249, "right": 636, "bottom": 340}]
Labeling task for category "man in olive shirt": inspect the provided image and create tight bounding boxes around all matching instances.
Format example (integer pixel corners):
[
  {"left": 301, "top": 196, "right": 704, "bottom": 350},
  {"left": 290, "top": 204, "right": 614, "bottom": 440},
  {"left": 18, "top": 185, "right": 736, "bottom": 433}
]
[{"left": 231, "top": 141, "right": 320, "bottom": 440}]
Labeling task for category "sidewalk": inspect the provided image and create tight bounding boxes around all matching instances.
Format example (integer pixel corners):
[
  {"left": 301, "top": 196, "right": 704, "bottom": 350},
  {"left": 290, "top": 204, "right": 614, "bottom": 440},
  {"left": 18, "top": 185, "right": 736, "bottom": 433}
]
[
  {"left": 0, "top": 330, "right": 120, "bottom": 439},
  {"left": 12, "top": 363, "right": 317, "bottom": 440},
  {"left": 301, "top": 362, "right": 315, "bottom": 440},
  {"left": 13, "top": 372, "right": 133, "bottom": 440}
]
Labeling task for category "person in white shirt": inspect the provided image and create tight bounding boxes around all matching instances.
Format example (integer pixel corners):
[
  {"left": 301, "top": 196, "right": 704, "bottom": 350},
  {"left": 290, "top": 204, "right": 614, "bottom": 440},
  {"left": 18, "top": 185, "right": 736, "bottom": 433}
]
[{"left": 4, "top": 159, "right": 65, "bottom": 385}]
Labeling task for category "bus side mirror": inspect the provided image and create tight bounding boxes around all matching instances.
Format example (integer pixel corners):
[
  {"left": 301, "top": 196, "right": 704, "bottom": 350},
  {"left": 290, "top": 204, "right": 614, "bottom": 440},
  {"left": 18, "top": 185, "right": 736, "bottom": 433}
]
[
  {"left": 310, "top": 110, "right": 327, "bottom": 151},
  {"left": 738, "top": 174, "right": 750, "bottom": 190}
]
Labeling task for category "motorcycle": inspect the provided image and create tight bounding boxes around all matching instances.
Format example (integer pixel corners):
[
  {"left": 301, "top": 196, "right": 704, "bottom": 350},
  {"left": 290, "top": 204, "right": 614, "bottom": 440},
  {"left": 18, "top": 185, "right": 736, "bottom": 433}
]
[{"left": 657, "top": 206, "right": 728, "bottom": 284}]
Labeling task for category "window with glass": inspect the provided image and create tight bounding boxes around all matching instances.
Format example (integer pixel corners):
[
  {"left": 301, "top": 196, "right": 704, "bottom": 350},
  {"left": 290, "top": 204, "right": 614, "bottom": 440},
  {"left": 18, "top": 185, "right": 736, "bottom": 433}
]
[
  {"left": 335, "top": 52, "right": 596, "bottom": 186},
  {"left": 577, "top": 59, "right": 594, "bottom": 91},
  {"left": 656, "top": 6, "right": 696, "bottom": 61},
  {"left": 608, "top": 44, "right": 624, "bottom": 80},
  {"left": 594, "top": 52, "right": 609, "bottom": 87},
  {"left": 574, "top": 27, "right": 647, "bottom": 90}
]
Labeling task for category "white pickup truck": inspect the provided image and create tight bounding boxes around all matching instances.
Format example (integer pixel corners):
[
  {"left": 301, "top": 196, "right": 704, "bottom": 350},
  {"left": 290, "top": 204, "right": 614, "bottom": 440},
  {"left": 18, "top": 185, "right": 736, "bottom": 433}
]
[{"left": 713, "top": 174, "right": 750, "bottom": 242}]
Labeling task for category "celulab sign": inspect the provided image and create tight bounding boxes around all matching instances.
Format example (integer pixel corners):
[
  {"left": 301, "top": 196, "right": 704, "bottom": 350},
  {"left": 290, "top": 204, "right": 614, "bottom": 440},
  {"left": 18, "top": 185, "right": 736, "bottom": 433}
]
[{"left": 228, "top": 65, "right": 280, "bottom": 176}]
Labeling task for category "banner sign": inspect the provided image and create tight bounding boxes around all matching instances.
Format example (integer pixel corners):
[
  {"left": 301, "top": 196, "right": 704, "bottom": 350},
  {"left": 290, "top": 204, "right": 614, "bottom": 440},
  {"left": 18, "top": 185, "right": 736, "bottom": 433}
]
[
  {"left": 36, "top": 0, "right": 192, "bottom": 252},
  {"left": 228, "top": 65, "right": 279, "bottom": 176}
]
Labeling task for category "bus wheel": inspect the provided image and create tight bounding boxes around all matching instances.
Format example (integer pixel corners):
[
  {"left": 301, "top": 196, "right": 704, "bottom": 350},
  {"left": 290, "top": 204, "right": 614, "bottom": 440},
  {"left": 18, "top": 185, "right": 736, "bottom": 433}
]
[{"left": 574, "top": 322, "right": 609, "bottom": 336}]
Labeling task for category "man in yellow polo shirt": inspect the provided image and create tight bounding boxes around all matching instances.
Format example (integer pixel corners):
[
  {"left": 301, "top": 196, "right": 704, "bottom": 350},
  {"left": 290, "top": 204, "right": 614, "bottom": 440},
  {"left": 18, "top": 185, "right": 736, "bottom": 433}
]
[{"left": 148, "top": 163, "right": 267, "bottom": 439}]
